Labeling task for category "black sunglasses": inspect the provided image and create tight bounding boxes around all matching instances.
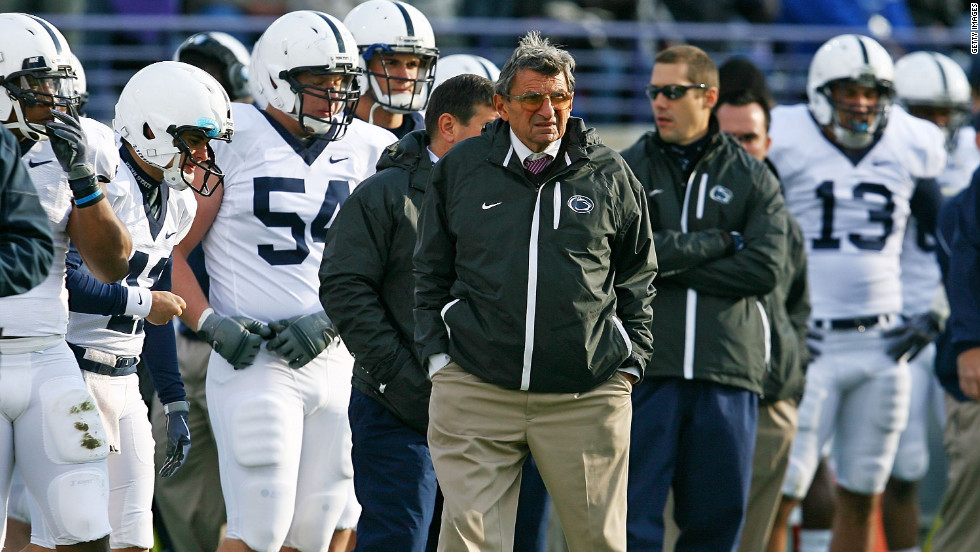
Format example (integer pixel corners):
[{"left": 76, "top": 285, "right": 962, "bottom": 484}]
[{"left": 644, "top": 83, "right": 708, "bottom": 100}]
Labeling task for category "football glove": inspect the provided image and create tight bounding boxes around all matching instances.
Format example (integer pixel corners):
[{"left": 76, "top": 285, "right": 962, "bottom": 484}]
[
  {"left": 267, "top": 311, "right": 338, "bottom": 369},
  {"left": 883, "top": 312, "right": 942, "bottom": 362},
  {"left": 46, "top": 108, "right": 103, "bottom": 207},
  {"left": 806, "top": 329, "right": 823, "bottom": 361},
  {"left": 197, "top": 309, "right": 273, "bottom": 369},
  {"left": 159, "top": 401, "right": 191, "bottom": 478}
]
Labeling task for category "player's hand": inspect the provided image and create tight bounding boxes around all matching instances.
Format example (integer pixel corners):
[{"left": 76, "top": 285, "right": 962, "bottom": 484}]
[
  {"left": 883, "top": 312, "right": 941, "bottom": 362},
  {"left": 806, "top": 329, "right": 823, "bottom": 361},
  {"left": 957, "top": 347, "right": 980, "bottom": 400},
  {"left": 145, "top": 291, "right": 186, "bottom": 325},
  {"left": 46, "top": 107, "right": 95, "bottom": 182},
  {"left": 159, "top": 401, "right": 191, "bottom": 478},
  {"left": 267, "top": 311, "right": 338, "bottom": 369},
  {"left": 197, "top": 309, "right": 274, "bottom": 369}
]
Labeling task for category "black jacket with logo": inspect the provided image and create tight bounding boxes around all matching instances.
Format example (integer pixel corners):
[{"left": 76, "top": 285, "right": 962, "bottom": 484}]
[
  {"left": 621, "top": 118, "right": 788, "bottom": 394},
  {"left": 319, "top": 130, "right": 432, "bottom": 434},
  {"left": 414, "top": 117, "right": 657, "bottom": 393}
]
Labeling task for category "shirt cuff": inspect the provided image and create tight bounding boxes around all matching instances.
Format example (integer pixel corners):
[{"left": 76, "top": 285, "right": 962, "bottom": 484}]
[
  {"left": 428, "top": 353, "right": 452, "bottom": 377},
  {"left": 619, "top": 367, "right": 641, "bottom": 381},
  {"left": 124, "top": 287, "right": 152, "bottom": 318}
]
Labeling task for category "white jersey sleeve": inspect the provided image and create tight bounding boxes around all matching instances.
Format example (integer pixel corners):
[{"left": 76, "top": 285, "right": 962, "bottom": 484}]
[
  {"left": 66, "top": 160, "right": 196, "bottom": 357},
  {"left": 202, "top": 104, "right": 395, "bottom": 323},
  {"left": 769, "top": 104, "right": 947, "bottom": 319}
]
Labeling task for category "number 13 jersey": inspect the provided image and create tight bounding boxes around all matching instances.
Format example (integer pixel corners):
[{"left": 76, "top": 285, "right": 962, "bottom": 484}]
[
  {"left": 768, "top": 104, "right": 946, "bottom": 319},
  {"left": 203, "top": 103, "right": 395, "bottom": 323}
]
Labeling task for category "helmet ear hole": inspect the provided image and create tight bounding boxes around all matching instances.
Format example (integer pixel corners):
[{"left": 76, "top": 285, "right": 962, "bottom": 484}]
[{"left": 143, "top": 123, "right": 155, "bottom": 140}]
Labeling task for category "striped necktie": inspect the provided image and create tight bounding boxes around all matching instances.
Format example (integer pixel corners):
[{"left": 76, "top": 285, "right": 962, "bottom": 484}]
[{"left": 523, "top": 154, "right": 552, "bottom": 175}]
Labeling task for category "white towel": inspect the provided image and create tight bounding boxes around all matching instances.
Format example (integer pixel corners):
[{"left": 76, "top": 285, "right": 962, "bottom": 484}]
[{"left": 81, "top": 372, "right": 123, "bottom": 454}]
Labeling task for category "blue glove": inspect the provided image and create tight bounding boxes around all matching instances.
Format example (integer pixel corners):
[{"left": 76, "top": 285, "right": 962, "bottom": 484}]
[
  {"left": 159, "top": 401, "right": 190, "bottom": 478},
  {"left": 197, "top": 308, "right": 274, "bottom": 369},
  {"left": 267, "top": 311, "right": 338, "bottom": 368}
]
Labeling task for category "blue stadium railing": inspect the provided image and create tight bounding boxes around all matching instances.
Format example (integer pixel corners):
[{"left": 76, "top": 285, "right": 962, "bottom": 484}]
[{"left": 39, "top": 14, "right": 970, "bottom": 126}]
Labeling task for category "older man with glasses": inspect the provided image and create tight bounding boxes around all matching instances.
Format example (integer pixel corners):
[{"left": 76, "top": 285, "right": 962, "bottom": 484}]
[
  {"left": 621, "top": 44, "right": 790, "bottom": 552},
  {"left": 414, "top": 31, "right": 657, "bottom": 551}
]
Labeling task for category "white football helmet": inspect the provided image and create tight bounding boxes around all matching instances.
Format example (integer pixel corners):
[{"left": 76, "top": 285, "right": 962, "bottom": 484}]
[
  {"left": 174, "top": 31, "right": 251, "bottom": 102},
  {"left": 250, "top": 11, "right": 361, "bottom": 140},
  {"left": 113, "top": 61, "right": 233, "bottom": 196},
  {"left": 69, "top": 53, "right": 88, "bottom": 114},
  {"left": 807, "top": 34, "right": 895, "bottom": 149},
  {"left": 433, "top": 54, "right": 499, "bottom": 91},
  {"left": 895, "top": 51, "right": 970, "bottom": 151},
  {"left": 0, "top": 13, "right": 77, "bottom": 141},
  {"left": 344, "top": 0, "right": 439, "bottom": 114}
]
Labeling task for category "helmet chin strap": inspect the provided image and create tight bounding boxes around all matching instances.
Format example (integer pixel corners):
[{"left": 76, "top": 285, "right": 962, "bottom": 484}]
[
  {"left": 7, "top": 100, "right": 48, "bottom": 142},
  {"left": 367, "top": 101, "right": 382, "bottom": 125}
]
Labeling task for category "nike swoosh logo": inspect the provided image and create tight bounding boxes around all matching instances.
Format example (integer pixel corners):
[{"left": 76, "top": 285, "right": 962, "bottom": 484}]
[
  {"left": 137, "top": 293, "right": 144, "bottom": 305},
  {"left": 165, "top": 231, "right": 177, "bottom": 239},
  {"left": 329, "top": 156, "right": 349, "bottom": 164},
  {"left": 28, "top": 159, "right": 54, "bottom": 168},
  {"left": 482, "top": 202, "right": 502, "bottom": 210},
  {"left": 648, "top": 189, "right": 664, "bottom": 197}
]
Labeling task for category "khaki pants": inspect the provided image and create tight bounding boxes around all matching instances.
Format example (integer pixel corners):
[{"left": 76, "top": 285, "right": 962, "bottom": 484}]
[
  {"left": 738, "top": 399, "right": 798, "bottom": 552},
  {"left": 151, "top": 335, "right": 226, "bottom": 552},
  {"left": 429, "top": 362, "right": 632, "bottom": 552},
  {"left": 932, "top": 395, "right": 980, "bottom": 552}
]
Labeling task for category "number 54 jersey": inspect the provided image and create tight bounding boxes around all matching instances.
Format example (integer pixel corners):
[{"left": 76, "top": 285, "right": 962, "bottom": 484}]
[
  {"left": 203, "top": 103, "right": 396, "bottom": 322},
  {"left": 768, "top": 104, "right": 946, "bottom": 319}
]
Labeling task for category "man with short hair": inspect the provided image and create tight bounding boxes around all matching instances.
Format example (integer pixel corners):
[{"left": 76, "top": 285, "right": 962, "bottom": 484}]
[
  {"left": 715, "top": 88, "right": 812, "bottom": 552},
  {"left": 622, "top": 44, "right": 789, "bottom": 552},
  {"left": 414, "top": 31, "right": 656, "bottom": 551},
  {"left": 319, "top": 73, "right": 497, "bottom": 551}
]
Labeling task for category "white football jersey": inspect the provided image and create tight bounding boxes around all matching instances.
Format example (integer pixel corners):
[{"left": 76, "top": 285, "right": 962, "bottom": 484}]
[
  {"left": 0, "top": 117, "right": 120, "bottom": 336},
  {"left": 66, "top": 150, "right": 197, "bottom": 356},
  {"left": 202, "top": 104, "right": 396, "bottom": 322},
  {"left": 899, "top": 126, "right": 978, "bottom": 314},
  {"left": 769, "top": 105, "right": 946, "bottom": 319}
]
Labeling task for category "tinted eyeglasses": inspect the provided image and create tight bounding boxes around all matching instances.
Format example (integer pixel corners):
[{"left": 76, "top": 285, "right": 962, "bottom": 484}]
[
  {"left": 505, "top": 91, "right": 574, "bottom": 111},
  {"left": 644, "top": 83, "right": 707, "bottom": 100}
]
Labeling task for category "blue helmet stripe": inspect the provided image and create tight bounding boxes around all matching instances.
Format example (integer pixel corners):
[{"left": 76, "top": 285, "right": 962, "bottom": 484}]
[
  {"left": 393, "top": 1, "right": 415, "bottom": 36},
  {"left": 313, "top": 12, "right": 346, "bottom": 53},
  {"left": 23, "top": 14, "right": 64, "bottom": 54}
]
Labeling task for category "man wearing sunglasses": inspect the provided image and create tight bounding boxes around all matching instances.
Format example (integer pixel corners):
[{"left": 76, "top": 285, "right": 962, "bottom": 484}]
[
  {"left": 415, "top": 31, "right": 656, "bottom": 551},
  {"left": 621, "top": 44, "right": 789, "bottom": 552}
]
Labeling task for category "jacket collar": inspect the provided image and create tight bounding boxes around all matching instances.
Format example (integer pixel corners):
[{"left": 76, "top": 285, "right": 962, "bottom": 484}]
[
  {"left": 485, "top": 117, "right": 594, "bottom": 181},
  {"left": 377, "top": 129, "right": 432, "bottom": 193}
]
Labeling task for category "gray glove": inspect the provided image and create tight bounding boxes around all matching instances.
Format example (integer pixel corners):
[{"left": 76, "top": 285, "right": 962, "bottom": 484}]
[
  {"left": 883, "top": 312, "right": 942, "bottom": 362},
  {"left": 806, "top": 329, "right": 823, "bottom": 361},
  {"left": 197, "top": 310, "right": 274, "bottom": 369},
  {"left": 159, "top": 401, "right": 190, "bottom": 478},
  {"left": 46, "top": 108, "right": 95, "bottom": 181},
  {"left": 267, "top": 311, "right": 338, "bottom": 368}
]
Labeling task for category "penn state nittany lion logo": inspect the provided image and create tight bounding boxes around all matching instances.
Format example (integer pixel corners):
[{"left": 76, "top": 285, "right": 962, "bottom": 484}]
[{"left": 567, "top": 195, "right": 594, "bottom": 214}]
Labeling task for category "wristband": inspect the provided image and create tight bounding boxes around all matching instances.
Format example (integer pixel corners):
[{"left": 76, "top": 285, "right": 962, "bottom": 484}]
[
  {"left": 125, "top": 287, "right": 153, "bottom": 318},
  {"left": 163, "top": 401, "right": 190, "bottom": 415},
  {"left": 197, "top": 308, "right": 215, "bottom": 332},
  {"left": 69, "top": 175, "right": 105, "bottom": 208}
]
